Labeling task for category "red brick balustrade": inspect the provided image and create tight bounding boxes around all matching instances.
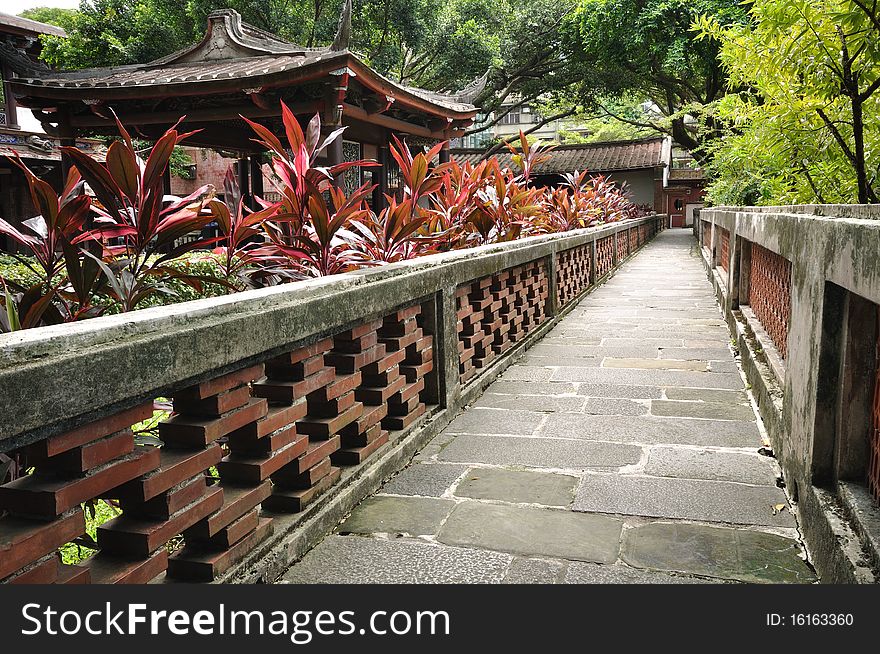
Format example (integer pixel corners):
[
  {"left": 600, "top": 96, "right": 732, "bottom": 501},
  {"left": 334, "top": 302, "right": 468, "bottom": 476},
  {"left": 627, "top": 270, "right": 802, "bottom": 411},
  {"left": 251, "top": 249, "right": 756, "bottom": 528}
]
[
  {"left": 616, "top": 230, "right": 629, "bottom": 260},
  {"left": 0, "top": 301, "right": 438, "bottom": 583},
  {"left": 0, "top": 216, "right": 662, "bottom": 583},
  {"left": 700, "top": 219, "right": 712, "bottom": 249},
  {"left": 718, "top": 227, "right": 730, "bottom": 274},
  {"left": 556, "top": 244, "right": 591, "bottom": 307},
  {"left": 748, "top": 243, "right": 792, "bottom": 358},
  {"left": 457, "top": 260, "right": 548, "bottom": 385},
  {"left": 596, "top": 235, "right": 614, "bottom": 279}
]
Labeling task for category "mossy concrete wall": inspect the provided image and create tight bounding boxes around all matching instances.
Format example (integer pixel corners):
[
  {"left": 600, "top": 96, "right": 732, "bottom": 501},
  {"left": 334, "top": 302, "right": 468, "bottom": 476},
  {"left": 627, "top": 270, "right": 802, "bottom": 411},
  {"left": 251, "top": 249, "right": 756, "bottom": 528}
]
[{"left": 698, "top": 206, "right": 880, "bottom": 583}]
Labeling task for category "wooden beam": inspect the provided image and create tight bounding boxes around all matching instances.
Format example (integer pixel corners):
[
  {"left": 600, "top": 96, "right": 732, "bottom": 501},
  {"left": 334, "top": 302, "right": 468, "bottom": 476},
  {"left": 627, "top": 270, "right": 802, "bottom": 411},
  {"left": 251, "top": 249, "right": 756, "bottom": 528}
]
[
  {"left": 343, "top": 103, "right": 442, "bottom": 139},
  {"left": 68, "top": 101, "right": 323, "bottom": 129},
  {"left": 250, "top": 156, "right": 264, "bottom": 200},
  {"left": 237, "top": 156, "right": 250, "bottom": 208},
  {"left": 372, "top": 134, "right": 388, "bottom": 211},
  {"left": 57, "top": 111, "right": 76, "bottom": 187}
]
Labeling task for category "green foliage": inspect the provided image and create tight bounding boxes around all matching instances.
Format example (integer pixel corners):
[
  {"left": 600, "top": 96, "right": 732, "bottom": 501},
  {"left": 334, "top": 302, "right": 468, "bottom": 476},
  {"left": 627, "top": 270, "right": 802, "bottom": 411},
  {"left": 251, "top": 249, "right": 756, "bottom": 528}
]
[
  {"left": 132, "top": 140, "right": 195, "bottom": 180},
  {"left": 19, "top": 7, "right": 79, "bottom": 30},
  {"left": 697, "top": 0, "right": 880, "bottom": 205},
  {"left": 0, "top": 253, "right": 43, "bottom": 288},
  {"left": 1, "top": 251, "right": 233, "bottom": 313},
  {"left": 563, "top": 0, "right": 748, "bottom": 155},
  {"left": 559, "top": 98, "right": 662, "bottom": 143},
  {"left": 58, "top": 499, "right": 120, "bottom": 564},
  {"left": 38, "top": 0, "right": 195, "bottom": 69}
]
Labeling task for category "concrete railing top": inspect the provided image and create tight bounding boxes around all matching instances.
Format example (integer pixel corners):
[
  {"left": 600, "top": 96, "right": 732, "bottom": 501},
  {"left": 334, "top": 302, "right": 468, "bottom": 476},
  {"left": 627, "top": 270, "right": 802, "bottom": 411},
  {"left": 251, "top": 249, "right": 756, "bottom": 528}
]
[
  {"left": 0, "top": 214, "right": 663, "bottom": 450},
  {"left": 704, "top": 204, "right": 880, "bottom": 220}
]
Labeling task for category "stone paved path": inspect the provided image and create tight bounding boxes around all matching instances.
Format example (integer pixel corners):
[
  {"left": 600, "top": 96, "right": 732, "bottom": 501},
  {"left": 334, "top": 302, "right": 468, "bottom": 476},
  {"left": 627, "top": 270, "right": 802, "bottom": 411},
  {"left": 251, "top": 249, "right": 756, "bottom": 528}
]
[{"left": 281, "top": 230, "right": 817, "bottom": 584}]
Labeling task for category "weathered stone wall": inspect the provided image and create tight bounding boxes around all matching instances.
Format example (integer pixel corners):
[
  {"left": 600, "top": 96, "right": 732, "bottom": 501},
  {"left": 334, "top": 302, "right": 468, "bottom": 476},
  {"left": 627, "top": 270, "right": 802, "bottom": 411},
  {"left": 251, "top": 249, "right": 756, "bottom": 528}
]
[
  {"left": 0, "top": 214, "right": 665, "bottom": 585},
  {"left": 697, "top": 206, "right": 880, "bottom": 583}
]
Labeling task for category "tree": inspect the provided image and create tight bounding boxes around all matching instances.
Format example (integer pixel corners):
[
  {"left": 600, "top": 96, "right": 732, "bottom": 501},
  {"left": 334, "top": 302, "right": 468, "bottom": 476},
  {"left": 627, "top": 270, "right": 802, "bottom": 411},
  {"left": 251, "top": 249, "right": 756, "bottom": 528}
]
[
  {"left": 562, "top": 0, "right": 748, "bottom": 160},
  {"left": 698, "top": 0, "right": 880, "bottom": 204},
  {"left": 37, "top": 0, "right": 199, "bottom": 69},
  {"left": 31, "top": 0, "right": 577, "bottom": 131},
  {"left": 18, "top": 7, "right": 79, "bottom": 31}
]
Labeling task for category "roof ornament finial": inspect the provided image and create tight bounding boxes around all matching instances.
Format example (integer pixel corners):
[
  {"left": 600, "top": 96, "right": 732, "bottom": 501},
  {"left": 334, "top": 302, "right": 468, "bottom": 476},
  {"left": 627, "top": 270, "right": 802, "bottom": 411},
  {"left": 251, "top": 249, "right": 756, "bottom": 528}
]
[
  {"left": 454, "top": 69, "right": 490, "bottom": 104},
  {"left": 330, "top": 0, "right": 352, "bottom": 51}
]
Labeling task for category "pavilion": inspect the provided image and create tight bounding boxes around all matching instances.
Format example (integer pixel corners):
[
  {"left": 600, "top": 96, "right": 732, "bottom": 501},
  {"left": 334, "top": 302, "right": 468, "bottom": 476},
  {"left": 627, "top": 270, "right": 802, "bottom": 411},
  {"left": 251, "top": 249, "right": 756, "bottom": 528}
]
[{"left": 5, "top": 4, "right": 482, "bottom": 209}]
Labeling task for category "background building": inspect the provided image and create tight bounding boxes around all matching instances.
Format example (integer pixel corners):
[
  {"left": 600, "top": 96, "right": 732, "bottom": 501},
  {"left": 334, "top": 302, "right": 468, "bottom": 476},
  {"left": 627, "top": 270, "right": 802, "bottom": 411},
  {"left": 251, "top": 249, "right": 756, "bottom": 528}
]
[
  {"left": 0, "top": 12, "right": 105, "bottom": 252},
  {"left": 453, "top": 135, "right": 706, "bottom": 225}
]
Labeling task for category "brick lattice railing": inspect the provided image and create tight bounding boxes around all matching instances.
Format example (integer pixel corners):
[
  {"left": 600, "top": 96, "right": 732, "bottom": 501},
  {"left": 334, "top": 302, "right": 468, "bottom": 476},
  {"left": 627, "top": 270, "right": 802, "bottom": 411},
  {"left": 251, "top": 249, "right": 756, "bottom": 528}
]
[
  {"left": 748, "top": 243, "right": 792, "bottom": 358},
  {"left": 718, "top": 227, "right": 730, "bottom": 274},
  {"left": 701, "top": 219, "right": 712, "bottom": 256},
  {"left": 616, "top": 230, "right": 629, "bottom": 260},
  {"left": 555, "top": 244, "right": 591, "bottom": 307},
  {"left": 596, "top": 235, "right": 615, "bottom": 279},
  {"left": 456, "top": 261, "right": 548, "bottom": 385},
  {"left": 0, "top": 215, "right": 664, "bottom": 584}
]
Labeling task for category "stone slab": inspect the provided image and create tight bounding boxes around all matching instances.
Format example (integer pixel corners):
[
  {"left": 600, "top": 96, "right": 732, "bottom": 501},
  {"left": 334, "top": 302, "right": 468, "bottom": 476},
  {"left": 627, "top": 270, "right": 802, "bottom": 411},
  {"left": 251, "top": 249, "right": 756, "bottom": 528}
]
[
  {"left": 474, "top": 393, "right": 586, "bottom": 413},
  {"left": 521, "top": 355, "right": 602, "bottom": 367},
  {"left": 488, "top": 381, "right": 579, "bottom": 396},
  {"left": 551, "top": 367, "right": 744, "bottom": 390},
  {"left": 659, "top": 347, "right": 734, "bottom": 361},
  {"left": 454, "top": 468, "right": 578, "bottom": 507},
  {"left": 574, "top": 474, "right": 794, "bottom": 527},
  {"left": 663, "top": 388, "right": 749, "bottom": 403},
  {"left": 382, "top": 463, "right": 468, "bottom": 497},
  {"left": 651, "top": 400, "right": 755, "bottom": 421},
  {"left": 645, "top": 447, "right": 778, "bottom": 485},
  {"left": 538, "top": 414, "right": 762, "bottom": 448},
  {"left": 582, "top": 398, "right": 648, "bottom": 416},
  {"left": 502, "top": 557, "right": 566, "bottom": 584},
  {"left": 621, "top": 522, "right": 816, "bottom": 584},
  {"left": 339, "top": 496, "right": 455, "bottom": 536},
  {"left": 445, "top": 408, "right": 544, "bottom": 435},
  {"left": 438, "top": 433, "right": 643, "bottom": 470},
  {"left": 498, "top": 366, "right": 555, "bottom": 382},
  {"left": 283, "top": 535, "right": 511, "bottom": 584},
  {"left": 576, "top": 383, "right": 663, "bottom": 399},
  {"left": 563, "top": 561, "right": 715, "bottom": 584},
  {"left": 602, "top": 358, "right": 708, "bottom": 371},
  {"left": 437, "top": 501, "right": 622, "bottom": 563}
]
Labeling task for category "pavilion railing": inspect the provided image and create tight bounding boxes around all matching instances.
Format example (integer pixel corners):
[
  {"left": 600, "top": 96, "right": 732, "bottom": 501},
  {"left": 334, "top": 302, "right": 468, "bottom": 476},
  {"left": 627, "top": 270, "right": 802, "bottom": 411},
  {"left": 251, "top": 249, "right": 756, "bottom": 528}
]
[
  {"left": 0, "top": 214, "right": 665, "bottom": 585},
  {"left": 696, "top": 205, "right": 880, "bottom": 583}
]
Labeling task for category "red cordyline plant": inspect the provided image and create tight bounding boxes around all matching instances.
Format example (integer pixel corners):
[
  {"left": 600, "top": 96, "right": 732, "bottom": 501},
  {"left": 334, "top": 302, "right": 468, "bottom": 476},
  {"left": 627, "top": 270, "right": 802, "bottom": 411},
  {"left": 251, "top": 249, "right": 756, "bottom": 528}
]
[
  {"left": 506, "top": 131, "right": 554, "bottom": 182},
  {"left": 62, "top": 113, "right": 220, "bottom": 311},
  {"left": 349, "top": 136, "right": 449, "bottom": 263},
  {"left": 240, "top": 103, "right": 378, "bottom": 278},
  {"left": 465, "top": 158, "right": 543, "bottom": 245},
  {"left": 283, "top": 184, "right": 374, "bottom": 276},
  {"left": 0, "top": 106, "right": 646, "bottom": 332},
  {"left": 536, "top": 171, "right": 638, "bottom": 232},
  {"left": 0, "top": 158, "right": 105, "bottom": 328},
  {"left": 206, "top": 168, "right": 287, "bottom": 286},
  {"left": 349, "top": 196, "right": 432, "bottom": 264}
]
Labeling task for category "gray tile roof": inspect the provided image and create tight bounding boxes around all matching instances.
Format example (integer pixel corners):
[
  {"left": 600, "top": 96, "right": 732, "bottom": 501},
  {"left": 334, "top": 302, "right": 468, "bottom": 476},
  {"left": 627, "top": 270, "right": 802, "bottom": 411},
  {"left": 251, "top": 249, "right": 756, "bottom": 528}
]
[
  {"left": 453, "top": 137, "right": 667, "bottom": 174},
  {"left": 0, "top": 11, "right": 66, "bottom": 38},
  {"left": 11, "top": 9, "right": 476, "bottom": 115}
]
